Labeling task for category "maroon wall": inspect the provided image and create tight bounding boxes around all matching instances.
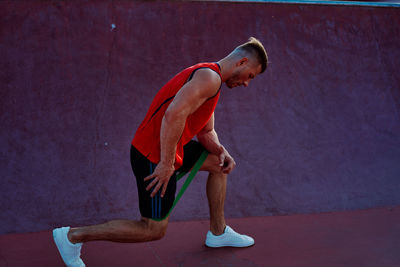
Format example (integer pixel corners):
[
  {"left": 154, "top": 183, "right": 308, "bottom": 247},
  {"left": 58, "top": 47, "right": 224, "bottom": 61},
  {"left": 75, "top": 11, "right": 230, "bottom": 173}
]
[{"left": 1, "top": 1, "right": 399, "bottom": 234}]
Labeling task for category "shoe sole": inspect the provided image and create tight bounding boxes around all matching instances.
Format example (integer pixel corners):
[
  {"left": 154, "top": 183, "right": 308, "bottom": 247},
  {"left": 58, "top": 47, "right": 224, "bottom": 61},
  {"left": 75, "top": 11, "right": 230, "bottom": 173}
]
[{"left": 205, "top": 241, "right": 255, "bottom": 248}]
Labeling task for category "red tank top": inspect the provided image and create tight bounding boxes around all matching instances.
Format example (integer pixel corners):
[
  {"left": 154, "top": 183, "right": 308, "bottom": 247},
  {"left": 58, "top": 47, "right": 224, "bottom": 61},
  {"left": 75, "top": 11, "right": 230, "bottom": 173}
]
[{"left": 132, "top": 62, "right": 222, "bottom": 169}]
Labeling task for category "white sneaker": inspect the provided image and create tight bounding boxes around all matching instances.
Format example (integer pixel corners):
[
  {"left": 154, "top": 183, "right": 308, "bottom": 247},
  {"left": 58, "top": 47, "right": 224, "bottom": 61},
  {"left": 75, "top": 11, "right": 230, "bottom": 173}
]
[
  {"left": 205, "top": 225, "right": 255, "bottom": 248},
  {"left": 53, "top": 227, "right": 85, "bottom": 267}
]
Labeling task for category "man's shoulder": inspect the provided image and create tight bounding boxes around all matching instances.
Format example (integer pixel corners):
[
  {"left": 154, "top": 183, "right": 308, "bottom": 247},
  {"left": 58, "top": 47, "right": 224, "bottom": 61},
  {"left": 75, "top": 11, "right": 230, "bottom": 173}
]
[
  {"left": 190, "top": 67, "right": 221, "bottom": 96},
  {"left": 194, "top": 67, "right": 221, "bottom": 81}
]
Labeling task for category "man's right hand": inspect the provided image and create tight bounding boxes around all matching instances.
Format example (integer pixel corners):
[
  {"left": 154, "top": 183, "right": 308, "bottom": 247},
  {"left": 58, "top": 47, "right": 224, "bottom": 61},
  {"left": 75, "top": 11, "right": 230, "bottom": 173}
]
[
  {"left": 217, "top": 146, "right": 236, "bottom": 174},
  {"left": 144, "top": 162, "right": 175, "bottom": 198}
]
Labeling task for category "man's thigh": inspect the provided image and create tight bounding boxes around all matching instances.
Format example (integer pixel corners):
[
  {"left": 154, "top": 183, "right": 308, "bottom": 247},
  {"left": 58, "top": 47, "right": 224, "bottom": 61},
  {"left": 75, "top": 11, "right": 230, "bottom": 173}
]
[
  {"left": 178, "top": 140, "right": 207, "bottom": 173},
  {"left": 130, "top": 146, "right": 176, "bottom": 220}
]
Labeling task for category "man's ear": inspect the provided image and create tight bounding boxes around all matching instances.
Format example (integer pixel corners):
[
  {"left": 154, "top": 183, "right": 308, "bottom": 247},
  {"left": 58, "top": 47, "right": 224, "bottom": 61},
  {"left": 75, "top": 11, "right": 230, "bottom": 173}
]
[{"left": 236, "top": 57, "right": 248, "bottom": 66}]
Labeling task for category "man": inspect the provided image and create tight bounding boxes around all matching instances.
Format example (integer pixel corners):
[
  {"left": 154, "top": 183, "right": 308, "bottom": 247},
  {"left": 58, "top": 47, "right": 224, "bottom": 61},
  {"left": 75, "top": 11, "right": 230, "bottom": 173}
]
[{"left": 53, "top": 37, "right": 268, "bottom": 267}]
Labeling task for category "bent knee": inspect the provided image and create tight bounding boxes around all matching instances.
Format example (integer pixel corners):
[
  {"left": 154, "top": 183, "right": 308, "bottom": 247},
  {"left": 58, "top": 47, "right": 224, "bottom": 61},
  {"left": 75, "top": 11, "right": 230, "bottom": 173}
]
[
  {"left": 142, "top": 219, "right": 168, "bottom": 241},
  {"left": 200, "top": 154, "right": 227, "bottom": 175},
  {"left": 150, "top": 224, "right": 167, "bottom": 241}
]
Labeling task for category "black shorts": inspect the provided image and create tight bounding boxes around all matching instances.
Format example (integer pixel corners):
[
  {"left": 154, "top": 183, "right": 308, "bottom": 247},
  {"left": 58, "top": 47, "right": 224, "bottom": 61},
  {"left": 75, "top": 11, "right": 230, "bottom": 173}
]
[{"left": 130, "top": 140, "right": 206, "bottom": 220}]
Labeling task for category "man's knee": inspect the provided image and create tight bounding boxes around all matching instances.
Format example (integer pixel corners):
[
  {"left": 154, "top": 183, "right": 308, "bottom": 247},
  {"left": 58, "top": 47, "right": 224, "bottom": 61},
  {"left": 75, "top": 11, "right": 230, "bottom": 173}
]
[
  {"left": 200, "top": 154, "right": 226, "bottom": 175},
  {"left": 150, "top": 223, "right": 168, "bottom": 240},
  {"left": 141, "top": 218, "right": 168, "bottom": 241}
]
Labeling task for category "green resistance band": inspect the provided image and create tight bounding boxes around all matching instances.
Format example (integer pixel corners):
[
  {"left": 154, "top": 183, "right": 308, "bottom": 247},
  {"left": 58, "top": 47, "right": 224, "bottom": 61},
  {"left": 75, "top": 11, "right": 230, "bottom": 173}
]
[{"left": 153, "top": 150, "right": 208, "bottom": 221}]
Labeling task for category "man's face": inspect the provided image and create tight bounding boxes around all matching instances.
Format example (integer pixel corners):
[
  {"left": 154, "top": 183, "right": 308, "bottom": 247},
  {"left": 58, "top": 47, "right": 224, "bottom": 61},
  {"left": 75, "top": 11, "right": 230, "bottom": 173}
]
[{"left": 225, "top": 59, "right": 261, "bottom": 89}]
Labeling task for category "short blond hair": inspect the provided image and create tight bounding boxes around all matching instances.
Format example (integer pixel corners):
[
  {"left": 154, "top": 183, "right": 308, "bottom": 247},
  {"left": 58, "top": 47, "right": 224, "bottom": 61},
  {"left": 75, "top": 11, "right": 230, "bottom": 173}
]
[{"left": 235, "top": 37, "right": 268, "bottom": 73}]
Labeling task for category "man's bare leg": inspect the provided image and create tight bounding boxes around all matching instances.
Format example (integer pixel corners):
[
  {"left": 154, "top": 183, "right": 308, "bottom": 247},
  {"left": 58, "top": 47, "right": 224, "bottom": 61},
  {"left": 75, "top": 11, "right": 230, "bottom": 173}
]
[
  {"left": 206, "top": 172, "right": 227, "bottom": 235},
  {"left": 200, "top": 154, "right": 228, "bottom": 235},
  {"left": 68, "top": 217, "right": 169, "bottom": 244}
]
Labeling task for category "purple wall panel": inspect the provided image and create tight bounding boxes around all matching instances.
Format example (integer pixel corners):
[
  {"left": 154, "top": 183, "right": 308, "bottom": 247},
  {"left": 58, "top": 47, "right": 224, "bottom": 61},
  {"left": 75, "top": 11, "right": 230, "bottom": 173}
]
[{"left": 1, "top": 1, "right": 399, "bottom": 234}]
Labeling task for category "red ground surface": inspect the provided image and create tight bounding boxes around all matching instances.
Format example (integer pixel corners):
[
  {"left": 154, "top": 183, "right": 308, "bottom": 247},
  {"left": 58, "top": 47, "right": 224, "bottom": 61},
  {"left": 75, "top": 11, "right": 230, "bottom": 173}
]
[{"left": 1, "top": 205, "right": 399, "bottom": 267}]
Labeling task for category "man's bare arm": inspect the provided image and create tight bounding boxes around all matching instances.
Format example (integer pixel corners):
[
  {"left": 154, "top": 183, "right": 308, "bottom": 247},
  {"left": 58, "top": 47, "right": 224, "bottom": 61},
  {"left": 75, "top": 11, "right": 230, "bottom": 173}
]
[
  {"left": 197, "top": 113, "right": 222, "bottom": 155},
  {"left": 197, "top": 113, "right": 236, "bottom": 174},
  {"left": 144, "top": 68, "right": 221, "bottom": 197}
]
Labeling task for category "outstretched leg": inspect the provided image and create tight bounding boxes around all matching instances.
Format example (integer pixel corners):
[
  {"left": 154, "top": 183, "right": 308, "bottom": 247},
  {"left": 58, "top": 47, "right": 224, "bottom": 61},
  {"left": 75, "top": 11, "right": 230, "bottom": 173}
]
[
  {"left": 53, "top": 217, "right": 168, "bottom": 267},
  {"left": 68, "top": 217, "right": 169, "bottom": 243}
]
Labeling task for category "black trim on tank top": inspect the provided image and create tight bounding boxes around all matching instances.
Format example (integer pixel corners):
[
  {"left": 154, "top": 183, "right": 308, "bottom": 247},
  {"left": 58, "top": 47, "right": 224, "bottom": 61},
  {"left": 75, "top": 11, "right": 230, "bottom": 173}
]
[
  {"left": 208, "top": 88, "right": 221, "bottom": 100},
  {"left": 149, "top": 95, "right": 175, "bottom": 120},
  {"left": 215, "top": 62, "right": 221, "bottom": 71},
  {"left": 187, "top": 67, "right": 205, "bottom": 82}
]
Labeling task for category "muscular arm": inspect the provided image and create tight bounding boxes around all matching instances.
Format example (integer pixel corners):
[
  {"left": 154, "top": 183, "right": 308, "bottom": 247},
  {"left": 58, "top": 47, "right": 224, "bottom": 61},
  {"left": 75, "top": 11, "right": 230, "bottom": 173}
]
[
  {"left": 197, "top": 113, "right": 236, "bottom": 174},
  {"left": 197, "top": 113, "right": 222, "bottom": 155},
  {"left": 145, "top": 68, "right": 221, "bottom": 197}
]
